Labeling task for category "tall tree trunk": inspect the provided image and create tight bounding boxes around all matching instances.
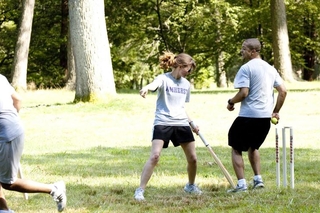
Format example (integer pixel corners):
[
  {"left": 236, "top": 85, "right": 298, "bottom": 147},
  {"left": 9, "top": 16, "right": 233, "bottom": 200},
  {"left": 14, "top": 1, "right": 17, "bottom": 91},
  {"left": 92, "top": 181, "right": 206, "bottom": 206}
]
[
  {"left": 303, "top": 50, "right": 315, "bottom": 81},
  {"left": 302, "top": 17, "right": 316, "bottom": 81},
  {"left": 215, "top": 52, "right": 227, "bottom": 88},
  {"left": 11, "top": 0, "right": 35, "bottom": 91},
  {"left": 65, "top": 28, "right": 76, "bottom": 90},
  {"left": 61, "top": 0, "right": 68, "bottom": 79},
  {"left": 69, "top": 0, "right": 116, "bottom": 102},
  {"left": 63, "top": 0, "right": 76, "bottom": 90},
  {"left": 270, "top": 0, "right": 294, "bottom": 82},
  {"left": 214, "top": 7, "right": 226, "bottom": 88}
]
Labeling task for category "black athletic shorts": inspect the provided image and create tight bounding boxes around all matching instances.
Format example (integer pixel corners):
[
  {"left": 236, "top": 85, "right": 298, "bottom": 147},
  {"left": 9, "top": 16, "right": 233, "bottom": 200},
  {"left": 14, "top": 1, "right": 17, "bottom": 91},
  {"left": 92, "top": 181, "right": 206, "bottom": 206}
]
[
  {"left": 152, "top": 125, "right": 195, "bottom": 148},
  {"left": 228, "top": 117, "right": 270, "bottom": 151}
]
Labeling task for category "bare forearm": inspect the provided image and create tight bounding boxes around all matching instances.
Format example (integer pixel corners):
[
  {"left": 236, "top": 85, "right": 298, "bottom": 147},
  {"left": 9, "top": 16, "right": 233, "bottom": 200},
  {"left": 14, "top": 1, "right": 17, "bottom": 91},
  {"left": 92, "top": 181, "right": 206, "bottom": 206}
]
[
  {"left": 12, "top": 91, "right": 22, "bottom": 113},
  {"left": 273, "top": 84, "right": 287, "bottom": 113},
  {"left": 273, "top": 92, "right": 286, "bottom": 113},
  {"left": 229, "top": 92, "right": 246, "bottom": 104},
  {"left": 227, "top": 88, "right": 248, "bottom": 111}
]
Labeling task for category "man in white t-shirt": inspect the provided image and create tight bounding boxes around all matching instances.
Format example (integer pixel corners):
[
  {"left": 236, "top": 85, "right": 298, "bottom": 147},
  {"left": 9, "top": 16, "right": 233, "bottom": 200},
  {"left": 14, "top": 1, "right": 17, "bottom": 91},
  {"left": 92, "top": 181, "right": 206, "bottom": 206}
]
[
  {"left": 0, "top": 74, "right": 67, "bottom": 212},
  {"left": 226, "top": 38, "right": 287, "bottom": 192}
]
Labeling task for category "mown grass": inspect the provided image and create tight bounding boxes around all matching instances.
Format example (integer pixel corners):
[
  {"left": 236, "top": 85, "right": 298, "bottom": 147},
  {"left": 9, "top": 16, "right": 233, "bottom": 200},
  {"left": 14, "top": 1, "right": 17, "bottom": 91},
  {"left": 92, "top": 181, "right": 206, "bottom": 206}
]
[{"left": 4, "top": 81, "right": 320, "bottom": 212}]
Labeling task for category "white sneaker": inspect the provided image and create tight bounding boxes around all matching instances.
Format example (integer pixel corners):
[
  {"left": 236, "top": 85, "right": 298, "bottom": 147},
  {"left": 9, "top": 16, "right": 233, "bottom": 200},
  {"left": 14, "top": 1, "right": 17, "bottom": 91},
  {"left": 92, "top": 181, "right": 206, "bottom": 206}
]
[
  {"left": 0, "top": 210, "right": 15, "bottom": 213},
  {"left": 134, "top": 187, "right": 145, "bottom": 201},
  {"left": 253, "top": 179, "right": 264, "bottom": 189},
  {"left": 227, "top": 184, "right": 248, "bottom": 193},
  {"left": 50, "top": 181, "right": 67, "bottom": 212},
  {"left": 184, "top": 183, "right": 202, "bottom": 195}
]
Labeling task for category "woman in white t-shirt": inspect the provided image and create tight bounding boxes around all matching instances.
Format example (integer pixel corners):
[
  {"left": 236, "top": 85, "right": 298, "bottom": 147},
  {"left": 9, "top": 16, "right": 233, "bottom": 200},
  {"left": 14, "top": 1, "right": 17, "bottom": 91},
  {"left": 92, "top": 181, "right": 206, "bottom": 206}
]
[{"left": 134, "top": 51, "right": 201, "bottom": 201}]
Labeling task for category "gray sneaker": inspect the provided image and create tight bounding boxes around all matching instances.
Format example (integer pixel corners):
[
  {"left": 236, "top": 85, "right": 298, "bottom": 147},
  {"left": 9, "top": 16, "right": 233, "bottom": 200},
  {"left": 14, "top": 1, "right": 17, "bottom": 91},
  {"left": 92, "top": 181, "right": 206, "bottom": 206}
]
[
  {"left": 253, "top": 179, "right": 264, "bottom": 189},
  {"left": 50, "top": 181, "right": 67, "bottom": 212},
  {"left": 227, "top": 184, "right": 248, "bottom": 193},
  {"left": 134, "top": 187, "right": 145, "bottom": 201},
  {"left": 184, "top": 183, "right": 202, "bottom": 195}
]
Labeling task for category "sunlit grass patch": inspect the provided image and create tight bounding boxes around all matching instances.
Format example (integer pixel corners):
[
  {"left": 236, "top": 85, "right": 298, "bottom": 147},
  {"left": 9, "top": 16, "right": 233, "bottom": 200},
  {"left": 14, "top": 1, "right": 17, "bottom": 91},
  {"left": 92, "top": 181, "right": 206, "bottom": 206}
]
[{"left": 4, "top": 86, "right": 320, "bottom": 212}]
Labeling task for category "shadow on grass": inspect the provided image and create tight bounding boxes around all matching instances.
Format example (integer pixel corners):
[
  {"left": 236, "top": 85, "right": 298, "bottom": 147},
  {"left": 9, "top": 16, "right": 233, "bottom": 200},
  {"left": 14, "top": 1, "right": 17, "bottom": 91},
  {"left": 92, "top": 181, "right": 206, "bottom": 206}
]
[
  {"left": 21, "top": 146, "right": 320, "bottom": 183},
  {"left": 16, "top": 146, "right": 320, "bottom": 213}
]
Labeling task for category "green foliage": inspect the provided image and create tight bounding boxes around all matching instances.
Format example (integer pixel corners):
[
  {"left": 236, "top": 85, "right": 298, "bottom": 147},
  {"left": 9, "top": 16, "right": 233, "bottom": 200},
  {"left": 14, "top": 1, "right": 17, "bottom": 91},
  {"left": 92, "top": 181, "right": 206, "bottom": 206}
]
[
  {"left": 0, "top": 0, "right": 66, "bottom": 87},
  {"left": 0, "top": 1, "right": 20, "bottom": 79},
  {"left": 1, "top": 0, "right": 320, "bottom": 88},
  {"left": 27, "top": 0, "right": 66, "bottom": 88},
  {"left": 287, "top": 0, "right": 320, "bottom": 73},
  {"left": 105, "top": 0, "right": 161, "bottom": 89}
]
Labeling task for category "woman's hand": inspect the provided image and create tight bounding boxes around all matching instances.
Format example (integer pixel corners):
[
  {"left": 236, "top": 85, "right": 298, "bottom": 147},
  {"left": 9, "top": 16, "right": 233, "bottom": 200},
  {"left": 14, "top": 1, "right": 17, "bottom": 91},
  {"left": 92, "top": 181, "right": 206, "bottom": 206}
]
[{"left": 139, "top": 87, "right": 148, "bottom": 98}]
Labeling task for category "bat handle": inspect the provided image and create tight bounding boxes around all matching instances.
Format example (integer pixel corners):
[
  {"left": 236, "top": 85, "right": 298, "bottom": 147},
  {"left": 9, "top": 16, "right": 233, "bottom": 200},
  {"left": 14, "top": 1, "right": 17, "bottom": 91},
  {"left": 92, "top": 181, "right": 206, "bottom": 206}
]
[
  {"left": 189, "top": 121, "right": 210, "bottom": 146},
  {"left": 198, "top": 132, "right": 210, "bottom": 147},
  {"left": 189, "top": 121, "right": 197, "bottom": 130},
  {"left": 189, "top": 121, "right": 203, "bottom": 138}
]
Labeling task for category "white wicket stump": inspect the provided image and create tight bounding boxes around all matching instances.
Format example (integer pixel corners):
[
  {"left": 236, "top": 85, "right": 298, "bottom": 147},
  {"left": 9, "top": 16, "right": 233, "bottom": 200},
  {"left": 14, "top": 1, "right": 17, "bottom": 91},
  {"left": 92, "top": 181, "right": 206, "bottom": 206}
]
[
  {"left": 18, "top": 164, "right": 29, "bottom": 200},
  {"left": 275, "top": 127, "right": 294, "bottom": 189}
]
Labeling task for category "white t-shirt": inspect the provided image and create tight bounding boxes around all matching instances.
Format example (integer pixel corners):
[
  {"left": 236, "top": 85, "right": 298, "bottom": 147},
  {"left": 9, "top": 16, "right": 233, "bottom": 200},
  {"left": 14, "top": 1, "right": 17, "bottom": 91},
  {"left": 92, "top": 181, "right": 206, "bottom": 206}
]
[
  {"left": 0, "top": 74, "right": 23, "bottom": 142},
  {"left": 234, "top": 58, "right": 283, "bottom": 118},
  {"left": 0, "top": 75, "right": 15, "bottom": 112},
  {"left": 152, "top": 72, "right": 190, "bottom": 126}
]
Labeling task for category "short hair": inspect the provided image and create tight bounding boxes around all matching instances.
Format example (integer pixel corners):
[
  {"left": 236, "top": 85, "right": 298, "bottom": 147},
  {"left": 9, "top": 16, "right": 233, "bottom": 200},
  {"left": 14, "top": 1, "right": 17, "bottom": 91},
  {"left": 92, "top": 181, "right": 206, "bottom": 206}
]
[{"left": 244, "top": 38, "right": 261, "bottom": 52}]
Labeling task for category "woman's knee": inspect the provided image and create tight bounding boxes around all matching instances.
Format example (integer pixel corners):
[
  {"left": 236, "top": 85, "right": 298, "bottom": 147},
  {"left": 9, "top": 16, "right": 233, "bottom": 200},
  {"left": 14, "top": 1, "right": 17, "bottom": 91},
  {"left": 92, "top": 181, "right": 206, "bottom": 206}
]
[
  {"left": 187, "top": 155, "right": 197, "bottom": 164},
  {"left": 149, "top": 153, "right": 161, "bottom": 164}
]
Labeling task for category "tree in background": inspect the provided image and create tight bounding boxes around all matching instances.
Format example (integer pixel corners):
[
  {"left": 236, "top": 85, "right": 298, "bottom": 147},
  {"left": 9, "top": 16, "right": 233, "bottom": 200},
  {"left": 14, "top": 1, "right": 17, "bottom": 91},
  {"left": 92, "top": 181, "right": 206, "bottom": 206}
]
[
  {"left": 11, "top": 0, "right": 35, "bottom": 91},
  {"left": 69, "top": 0, "right": 116, "bottom": 102},
  {"left": 28, "top": 0, "right": 66, "bottom": 88},
  {"left": 1, "top": 0, "right": 320, "bottom": 89},
  {"left": 65, "top": 28, "right": 76, "bottom": 90},
  {"left": 287, "top": 1, "right": 320, "bottom": 81},
  {"left": 105, "top": 0, "right": 163, "bottom": 90},
  {"left": 0, "top": 1, "right": 20, "bottom": 80},
  {"left": 60, "top": 0, "right": 68, "bottom": 82},
  {"left": 270, "top": 0, "right": 294, "bottom": 82}
]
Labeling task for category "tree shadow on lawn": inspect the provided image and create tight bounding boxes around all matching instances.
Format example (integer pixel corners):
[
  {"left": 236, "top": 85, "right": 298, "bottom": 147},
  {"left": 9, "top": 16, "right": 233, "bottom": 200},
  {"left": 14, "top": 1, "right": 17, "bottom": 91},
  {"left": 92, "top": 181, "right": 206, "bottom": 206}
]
[
  {"left": 21, "top": 146, "right": 235, "bottom": 178},
  {"left": 16, "top": 146, "right": 320, "bottom": 212},
  {"left": 20, "top": 146, "right": 320, "bottom": 184}
]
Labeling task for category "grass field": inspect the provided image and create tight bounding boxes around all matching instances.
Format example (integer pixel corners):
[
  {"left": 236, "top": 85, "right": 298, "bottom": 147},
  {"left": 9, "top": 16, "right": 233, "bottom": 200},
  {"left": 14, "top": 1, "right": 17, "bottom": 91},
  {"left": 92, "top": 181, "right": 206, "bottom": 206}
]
[{"left": 3, "top": 81, "right": 320, "bottom": 212}]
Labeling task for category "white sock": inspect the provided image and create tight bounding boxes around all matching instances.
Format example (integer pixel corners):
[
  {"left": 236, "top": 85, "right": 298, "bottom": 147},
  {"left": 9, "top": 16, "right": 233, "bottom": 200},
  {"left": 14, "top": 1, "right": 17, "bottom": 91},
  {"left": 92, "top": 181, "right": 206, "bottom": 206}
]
[
  {"left": 237, "top": 179, "right": 246, "bottom": 186},
  {"left": 50, "top": 184, "right": 55, "bottom": 194},
  {"left": 254, "top": 175, "right": 262, "bottom": 181}
]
